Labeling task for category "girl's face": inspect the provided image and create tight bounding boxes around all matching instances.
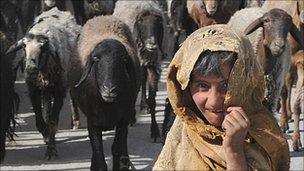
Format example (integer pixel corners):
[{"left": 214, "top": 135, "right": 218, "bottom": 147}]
[{"left": 189, "top": 63, "right": 231, "bottom": 127}]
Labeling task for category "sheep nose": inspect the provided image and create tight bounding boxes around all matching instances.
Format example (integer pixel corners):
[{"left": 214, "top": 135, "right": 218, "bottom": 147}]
[
  {"left": 102, "top": 85, "right": 117, "bottom": 94},
  {"left": 206, "top": 4, "right": 217, "bottom": 15},
  {"left": 145, "top": 37, "right": 158, "bottom": 51},
  {"left": 100, "top": 85, "right": 118, "bottom": 102}
]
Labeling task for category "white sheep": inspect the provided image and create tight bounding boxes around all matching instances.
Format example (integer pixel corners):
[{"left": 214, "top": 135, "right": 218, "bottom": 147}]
[{"left": 6, "top": 7, "right": 81, "bottom": 159}]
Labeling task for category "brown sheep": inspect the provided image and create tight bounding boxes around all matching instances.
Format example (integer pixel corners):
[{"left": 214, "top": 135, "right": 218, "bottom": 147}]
[
  {"left": 187, "top": 0, "right": 241, "bottom": 27},
  {"left": 263, "top": 0, "right": 304, "bottom": 151},
  {"left": 281, "top": 50, "right": 304, "bottom": 151}
]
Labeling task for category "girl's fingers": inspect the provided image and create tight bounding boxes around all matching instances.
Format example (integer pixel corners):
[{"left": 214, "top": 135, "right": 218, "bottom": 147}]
[
  {"left": 224, "top": 114, "right": 241, "bottom": 129},
  {"left": 222, "top": 116, "right": 234, "bottom": 131},
  {"left": 228, "top": 110, "right": 248, "bottom": 128},
  {"left": 227, "top": 107, "right": 249, "bottom": 123}
]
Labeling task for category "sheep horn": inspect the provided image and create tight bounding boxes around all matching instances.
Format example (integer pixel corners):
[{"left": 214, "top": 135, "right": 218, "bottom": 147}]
[
  {"left": 74, "top": 57, "right": 96, "bottom": 88},
  {"left": 6, "top": 39, "right": 25, "bottom": 55},
  {"left": 289, "top": 23, "right": 304, "bottom": 49},
  {"left": 244, "top": 17, "right": 264, "bottom": 35}
]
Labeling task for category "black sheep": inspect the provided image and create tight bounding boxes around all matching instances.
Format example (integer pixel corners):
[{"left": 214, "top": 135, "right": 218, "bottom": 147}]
[{"left": 68, "top": 16, "right": 140, "bottom": 170}]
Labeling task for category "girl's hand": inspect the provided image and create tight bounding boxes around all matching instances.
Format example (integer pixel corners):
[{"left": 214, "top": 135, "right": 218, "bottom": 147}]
[{"left": 221, "top": 107, "right": 250, "bottom": 151}]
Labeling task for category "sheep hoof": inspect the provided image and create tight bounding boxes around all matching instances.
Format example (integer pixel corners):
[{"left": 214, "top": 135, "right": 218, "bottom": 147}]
[
  {"left": 129, "top": 118, "right": 136, "bottom": 126},
  {"left": 292, "top": 131, "right": 302, "bottom": 152},
  {"left": 43, "top": 137, "right": 49, "bottom": 144},
  {"left": 44, "top": 145, "right": 58, "bottom": 160},
  {"left": 280, "top": 123, "right": 289, "bottom": 133},
  {"left": 140, "top": 102, "right": 148, "bottom": 112},
  {"left": 119, "top": 156, "right": 132, "bottom": 170},
  {"left": 292, "top": 140, "right": 302, "bottom": 152},
  {"left": 151, "top": 137, "right": 162, "bottom": 143},
  {"left": 151, "top": 125, "right": 161, "bottom": 143},
  {"left": 72, "top": 121, "right": 80, "bottom": 130}
]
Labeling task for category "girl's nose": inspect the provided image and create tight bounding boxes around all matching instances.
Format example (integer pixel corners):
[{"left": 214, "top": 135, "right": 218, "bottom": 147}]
[{"left": 206, "top": 87, "right": 224, "bottom": 109}]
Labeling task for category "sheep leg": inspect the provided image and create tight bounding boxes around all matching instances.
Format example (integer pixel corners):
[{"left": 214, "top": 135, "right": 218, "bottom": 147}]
[
  {"left": 42, "top": 93, "right": 52, "bottom": 143},
  {"left": 27, "top": 84, "right": 49, "bottom": 139},
  {"left": 45, "top": 93, "right": 63, "bottom": 160},
  {"left": 88, "top": 121, "right": 107, "bottom": 171},
  {"left": 292, "top": 95, "right": 302, "bottom": 151},
  {"left": 129, "top": 94, "right": 137, "bottom": 126},
  {"left": 280, "top": 85, "right": 289, "bottom": 132},
  {"left": 162, "top": 98, "right": 176, "bottom": 145},
  {"left": 70, "top": 98, "right": 80, "bottom": 130},
  {"left": 140, "top": 66, "right": 148, "bottom": 111},
  {"left": 285, "top": 70, "right": 293, "bottom": 119},
  {"left": 112, "top": 119, "right": 131, "bottom": 170},
  {"left": 147, "top": 67, "right": 160, "bottom": 142},
  {"left": 292, "top": 64, "right": 304, "bottom": 151},
  {"left": 172, "top": 31, "right": 180, "bottom": 56}
]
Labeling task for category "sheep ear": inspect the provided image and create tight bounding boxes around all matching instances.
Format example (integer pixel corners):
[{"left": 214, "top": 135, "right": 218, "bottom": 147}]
[
  {"left": 74, "top": 57, "right": 97, "bottom": 88},
  {"left": 289, "top": 23, "right": 304, "bottom": 49},
  {"left": 244, "top": 17, "right": 264, "bottom": 35},
  {"left": 6, "top": 39, "right": 25, "bottom": 55}
]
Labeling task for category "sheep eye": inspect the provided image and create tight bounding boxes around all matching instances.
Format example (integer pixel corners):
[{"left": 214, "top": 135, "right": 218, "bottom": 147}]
[
  {"left": 263, "top": 18, "right": 270, "bottom": 23},
  {"left": 38, "top": 38, "right": 48, "bottom": 44}
]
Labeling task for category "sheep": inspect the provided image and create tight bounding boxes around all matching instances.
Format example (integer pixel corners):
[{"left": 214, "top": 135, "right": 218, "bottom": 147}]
[
  {"left": 228, "top": 7, "right": 303, "bottom": 110},
  {"left": 83, "top": 0, "right": 115, "bottom": 20},
  {"left": 167, "top": 0, "right": 197, "bottom": 56},
  {"left": 68, "top": 15, "right": 140, "bottom": 170},
  {"left": 6, "top": 7, "right": 81, "bottom": 159},
  {"left": 0, "top": 31, "right": 19, "bottom": 163},
  {"left": 261, "top": 1, "right": 304, "bottom": 151},
  {"left": 187, "top": 0, "right": 241, "bottom": 28},
  {"left": 113, "top": 0, "right": 165, "bottom": 142},
  {"left": 243, "top": 0, "right": 263, "bottom": 8},
  {"left": 281, "top": 50, "right": 304, "bottom": 151},
  {"left": 41, "top": 0, "right": 86, "bottom": 25}
]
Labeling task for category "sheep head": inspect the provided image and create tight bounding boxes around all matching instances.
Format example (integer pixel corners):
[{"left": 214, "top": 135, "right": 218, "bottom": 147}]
[
  {"left": 6, "top": 34, "right": 61, "bottom": 81},
  {"left": 44, "top": 0, "right": 56, "bottom": 8},
  {"left": 134, "top": 10, "right": 163, "bottom": 66},
  {"left": 245, "top": 8, "right": 304, "bottom": 57},
  {"left": 76, "top": 39, "right": 130, "bottom": 103},
  {"left": 198, "top": 0, "right": 219, "bottom": 16},
  {"left": 170, "top": 0, "right": 187, "bottom": 34}
]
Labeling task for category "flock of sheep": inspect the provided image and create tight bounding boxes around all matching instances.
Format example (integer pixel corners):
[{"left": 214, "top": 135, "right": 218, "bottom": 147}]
[{"left": 0, "top": 0, "right": 303, "bottom": 170}]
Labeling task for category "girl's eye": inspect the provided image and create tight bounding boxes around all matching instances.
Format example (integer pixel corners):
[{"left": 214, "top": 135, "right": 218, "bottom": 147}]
[
  {"left": 219, "top": 82, "right": 228, "bottom": 92},
  {"left": 197, "top": 82, "right": 209, "bottom": 90}
]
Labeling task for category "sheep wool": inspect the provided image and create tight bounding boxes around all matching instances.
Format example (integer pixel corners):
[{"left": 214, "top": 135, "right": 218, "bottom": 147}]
[
  {"left": 29, "top": 7, "right": 81, "bottom": 86},
  {"left": 228, "top": 7, "right": 268, "bottom": 57},
  {"left": 113, "top": 0, "right": 164, "bottom": 32}
]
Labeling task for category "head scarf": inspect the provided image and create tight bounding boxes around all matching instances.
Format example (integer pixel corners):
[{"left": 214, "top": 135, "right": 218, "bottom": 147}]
[{"left": 153, "top": 25, "right": 289, "bottom": 170}]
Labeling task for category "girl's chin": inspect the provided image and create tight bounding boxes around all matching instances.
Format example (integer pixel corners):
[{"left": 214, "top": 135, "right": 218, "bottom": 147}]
[{"left": 204, "top": 111, "right": 224, "bottom": 127}]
